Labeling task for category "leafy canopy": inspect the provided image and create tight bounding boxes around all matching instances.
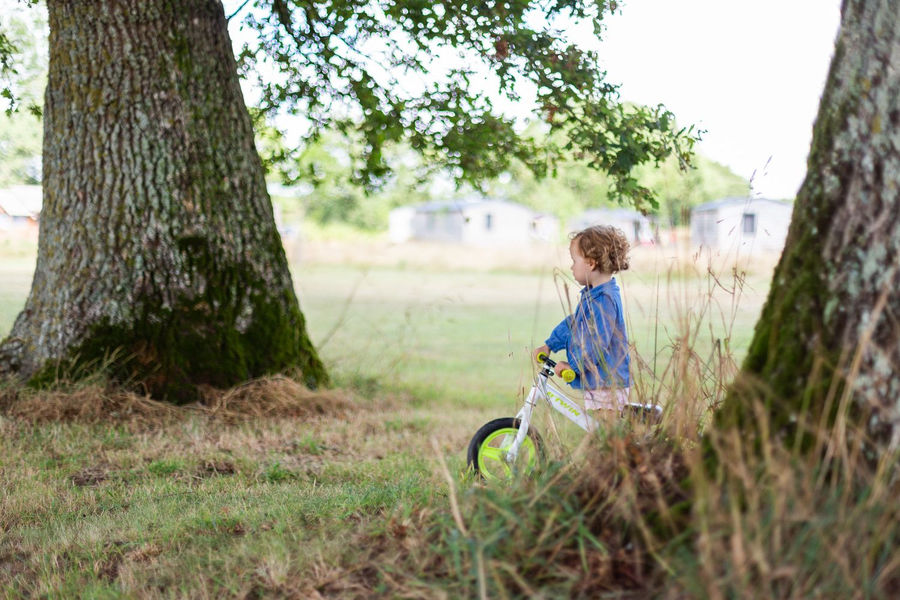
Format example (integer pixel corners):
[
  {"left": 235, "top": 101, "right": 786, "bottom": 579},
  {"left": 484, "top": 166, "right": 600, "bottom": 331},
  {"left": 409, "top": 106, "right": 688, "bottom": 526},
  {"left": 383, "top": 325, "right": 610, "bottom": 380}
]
[
  {"left": 0, "top": 1, "right": 44, "bottom": 185},
  {"left": 0, "top": 0, "right": 42, "bottom": 117},
  {"left": 0, "top": 0, "right": 700, "bottom": 211},
  {"left": 234, "top": 0, "right": 699, "bottom": 211}
]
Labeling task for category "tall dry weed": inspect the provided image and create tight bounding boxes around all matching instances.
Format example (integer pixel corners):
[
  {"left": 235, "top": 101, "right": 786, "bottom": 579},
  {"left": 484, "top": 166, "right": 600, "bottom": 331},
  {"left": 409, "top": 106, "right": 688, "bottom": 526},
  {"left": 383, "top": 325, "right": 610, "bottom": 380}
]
[
  {"left": 0, "top": 373, "right": 357, "bottom": 430},
  {"left": 0, "top": 379, "right": 179, "bottom": 428},
  {"left": 373, "top": 247, "right": 900, "bottom": 598},
  {"left": 198, "top": 374, "right": 355, "bottom": 424}
]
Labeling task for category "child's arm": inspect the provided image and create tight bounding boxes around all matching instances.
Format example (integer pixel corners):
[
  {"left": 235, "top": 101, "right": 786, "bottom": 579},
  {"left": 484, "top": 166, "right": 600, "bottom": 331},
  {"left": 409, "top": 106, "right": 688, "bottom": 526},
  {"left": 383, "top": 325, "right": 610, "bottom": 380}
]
[
  {"left": 538, "top": 316, "right": 582, "bottom": 384},
  {"left": 545, "top": 315, "right": 574, "bottom": 352}
]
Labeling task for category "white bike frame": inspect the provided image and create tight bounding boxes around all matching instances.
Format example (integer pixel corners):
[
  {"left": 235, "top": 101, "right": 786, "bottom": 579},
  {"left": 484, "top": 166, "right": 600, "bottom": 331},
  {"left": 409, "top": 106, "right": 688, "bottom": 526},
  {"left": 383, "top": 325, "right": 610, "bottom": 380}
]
[
  {"left": 505, "top": 366, "right": 597, "bottom": 464},
  {"left": 504, "top": 363, "right": 661, "bottom": 465}
]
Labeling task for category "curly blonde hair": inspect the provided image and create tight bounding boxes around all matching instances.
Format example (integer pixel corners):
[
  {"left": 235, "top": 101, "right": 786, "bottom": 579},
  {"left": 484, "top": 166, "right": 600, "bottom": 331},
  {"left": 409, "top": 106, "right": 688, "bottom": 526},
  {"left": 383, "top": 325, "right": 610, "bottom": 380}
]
[{"left": 570, "top": 225, "right": 630, "bottom": 274}]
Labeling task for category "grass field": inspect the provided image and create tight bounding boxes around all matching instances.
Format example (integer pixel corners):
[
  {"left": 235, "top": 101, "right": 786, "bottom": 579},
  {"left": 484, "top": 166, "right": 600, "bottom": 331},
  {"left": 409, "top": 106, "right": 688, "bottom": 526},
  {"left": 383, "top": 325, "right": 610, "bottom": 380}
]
[
  {"left": 1, "top": 235, "right": 773, "bottom": 408},
  {"left": 1, "top": 234, "right": 807, "bottom": 598}
]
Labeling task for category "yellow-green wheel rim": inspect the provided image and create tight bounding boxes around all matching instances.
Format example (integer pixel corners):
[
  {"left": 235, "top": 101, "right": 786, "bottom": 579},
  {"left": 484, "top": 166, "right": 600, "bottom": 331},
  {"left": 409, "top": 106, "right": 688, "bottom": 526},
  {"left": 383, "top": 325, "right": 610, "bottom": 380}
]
[{"left": 477, "top": 427, "right": 538, "bottom": 480}]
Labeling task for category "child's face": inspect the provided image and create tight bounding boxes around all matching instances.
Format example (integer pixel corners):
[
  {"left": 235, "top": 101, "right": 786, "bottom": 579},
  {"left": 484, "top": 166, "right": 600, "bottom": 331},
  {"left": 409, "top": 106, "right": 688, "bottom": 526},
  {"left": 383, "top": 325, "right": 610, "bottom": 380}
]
[{"left": 569, "top": 240, "right": 595, "bottom": 286}]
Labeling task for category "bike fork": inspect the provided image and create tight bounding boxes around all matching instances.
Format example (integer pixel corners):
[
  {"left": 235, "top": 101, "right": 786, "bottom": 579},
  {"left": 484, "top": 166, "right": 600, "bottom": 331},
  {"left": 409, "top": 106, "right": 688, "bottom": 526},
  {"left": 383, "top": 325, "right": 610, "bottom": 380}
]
[{"left": 505, "top": 383, "right": 541, "bottom": 464}]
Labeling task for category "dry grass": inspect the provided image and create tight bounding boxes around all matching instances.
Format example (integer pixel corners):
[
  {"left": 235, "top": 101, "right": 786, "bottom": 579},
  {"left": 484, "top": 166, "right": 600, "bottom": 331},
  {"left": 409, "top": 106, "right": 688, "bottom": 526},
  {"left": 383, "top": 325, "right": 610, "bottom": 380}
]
[
  {"left": 354, "top": 426, "right": 690, "bottom": 598},
  {"left": 0, "top": 379, "right": 180, "bottom": 428},
  {"left": 197, "top": 374, "right": 357, "bottom": 424},
  {"left": 9, "top": 235, "right": 894, "bottom": 598},
  {"left": 288, "top": 235, "right": 783, "bottom": 281},
  {"left": 287, "top": 237, "right": 566, "bottom": 273},
  {"left": 362, "top": 397, "right": 900, "bottom": 599},
  {"left": 0, "top": 370, "right": 448, "bottom": 599},
  {"left": 0, "top": 374, "right": 358, "bottom": 430},
  {"left": 334, "top": 248, "right": 900, "bottom": 599},
  {"left": 685, "top": 406, "right": 900, "bottom": 598}
]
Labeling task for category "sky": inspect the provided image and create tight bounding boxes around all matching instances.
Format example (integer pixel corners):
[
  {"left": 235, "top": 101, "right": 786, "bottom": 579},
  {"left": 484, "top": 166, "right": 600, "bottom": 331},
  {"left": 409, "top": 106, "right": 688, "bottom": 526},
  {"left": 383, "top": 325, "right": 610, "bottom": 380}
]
[{"left": 589, "top": 0, "right": 842, "bottom": 200}]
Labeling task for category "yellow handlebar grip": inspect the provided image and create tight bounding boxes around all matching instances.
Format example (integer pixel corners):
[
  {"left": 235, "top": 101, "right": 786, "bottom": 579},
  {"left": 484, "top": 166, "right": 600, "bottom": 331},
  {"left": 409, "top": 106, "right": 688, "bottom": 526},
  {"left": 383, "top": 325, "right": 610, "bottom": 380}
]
[
  {"left": 536, "top": 351, "right": 549, "bottom": 363},
  {"left": 561, "top": 369, "right": 576, "bottom": 383}
]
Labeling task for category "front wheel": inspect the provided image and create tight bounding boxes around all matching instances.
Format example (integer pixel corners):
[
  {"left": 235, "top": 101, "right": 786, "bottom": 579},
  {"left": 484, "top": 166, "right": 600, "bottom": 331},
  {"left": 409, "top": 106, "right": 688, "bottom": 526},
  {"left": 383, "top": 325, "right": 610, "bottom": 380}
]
[{"left": 466, "top": 417, "right": 543, "bottom": 481}]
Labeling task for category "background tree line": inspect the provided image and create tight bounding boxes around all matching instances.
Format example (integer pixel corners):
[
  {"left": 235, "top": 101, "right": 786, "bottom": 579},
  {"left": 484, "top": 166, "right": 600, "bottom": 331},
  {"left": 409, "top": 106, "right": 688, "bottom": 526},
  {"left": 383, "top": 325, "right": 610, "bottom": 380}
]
[{"left": 262, "top": 122, "right": 751, "bottom": 231}]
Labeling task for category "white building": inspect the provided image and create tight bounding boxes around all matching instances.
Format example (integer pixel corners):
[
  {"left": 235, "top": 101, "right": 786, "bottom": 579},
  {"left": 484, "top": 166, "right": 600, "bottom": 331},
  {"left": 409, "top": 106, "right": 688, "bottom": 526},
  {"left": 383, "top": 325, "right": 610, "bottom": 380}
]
[
  {"left": 0, "top": 185, "right": 42, "bottom": 231},
  {"left": 569, "top": 208, "right": 655, "bottom": 245},
  {"left": 691, "top": 197, "right": 793, "bottom": 252},
  {"left": 389, "top": 198, "right": 558, "bottom": 245}
]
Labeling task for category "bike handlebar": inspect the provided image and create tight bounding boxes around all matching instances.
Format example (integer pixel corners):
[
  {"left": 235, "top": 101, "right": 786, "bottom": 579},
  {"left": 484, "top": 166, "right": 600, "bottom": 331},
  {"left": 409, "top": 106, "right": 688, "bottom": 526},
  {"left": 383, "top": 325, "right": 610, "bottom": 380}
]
[{"left": 535, "top": 352, "right": 576, "bottom": 383}]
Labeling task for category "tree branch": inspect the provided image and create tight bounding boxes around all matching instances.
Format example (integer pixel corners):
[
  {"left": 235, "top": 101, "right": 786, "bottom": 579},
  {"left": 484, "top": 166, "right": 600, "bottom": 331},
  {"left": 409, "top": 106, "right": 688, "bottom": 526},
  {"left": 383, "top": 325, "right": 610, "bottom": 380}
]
[{"left": 227, "top": 0, "right": 252, "bottom": 22}]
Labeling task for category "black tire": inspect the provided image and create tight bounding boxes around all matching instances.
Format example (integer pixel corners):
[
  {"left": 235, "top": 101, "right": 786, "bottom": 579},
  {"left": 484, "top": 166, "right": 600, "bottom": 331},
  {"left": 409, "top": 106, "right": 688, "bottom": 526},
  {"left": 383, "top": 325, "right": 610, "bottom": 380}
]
[{"left": 466, "top": 417, "right": 543, "bottom": 480}]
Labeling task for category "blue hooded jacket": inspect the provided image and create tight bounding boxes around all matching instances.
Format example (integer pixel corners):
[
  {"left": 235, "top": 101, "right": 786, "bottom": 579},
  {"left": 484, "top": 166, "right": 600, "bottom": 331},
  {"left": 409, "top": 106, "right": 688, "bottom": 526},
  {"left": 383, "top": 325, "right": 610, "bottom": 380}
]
[{"left": 545, "top": 278, "right": 631, "bottom": 390}]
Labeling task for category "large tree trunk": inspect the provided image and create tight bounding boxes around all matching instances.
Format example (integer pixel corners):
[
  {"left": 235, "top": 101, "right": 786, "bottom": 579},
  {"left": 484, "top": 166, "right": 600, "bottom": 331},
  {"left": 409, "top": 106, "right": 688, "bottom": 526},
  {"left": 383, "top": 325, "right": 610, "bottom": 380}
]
[
  {"left": 0, "top": 0, "right": 327, "bottom": 401},
  {"left": 722, "top": 0, "right": 899, "bottom": 451}
]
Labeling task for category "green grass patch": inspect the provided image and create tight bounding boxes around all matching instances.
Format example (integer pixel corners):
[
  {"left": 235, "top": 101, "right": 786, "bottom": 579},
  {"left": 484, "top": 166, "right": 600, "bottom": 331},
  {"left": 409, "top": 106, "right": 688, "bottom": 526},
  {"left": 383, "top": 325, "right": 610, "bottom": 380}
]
[{"left": 0, "top": 405, "right": 443, "bottom": 597}]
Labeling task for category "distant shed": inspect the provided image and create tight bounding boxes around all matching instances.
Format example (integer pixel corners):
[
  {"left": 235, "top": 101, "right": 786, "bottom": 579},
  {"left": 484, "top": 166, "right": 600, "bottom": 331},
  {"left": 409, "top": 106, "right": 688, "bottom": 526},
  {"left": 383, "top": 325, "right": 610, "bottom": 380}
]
[
  {"left": 691, "top": 197, "right": 793, "bottom": 252},
  {"left": 389, "top": 198, "right": 557, "bottom": 245},
  {"left": 0, "top": 185, "right": 42, "bottom": 231}
]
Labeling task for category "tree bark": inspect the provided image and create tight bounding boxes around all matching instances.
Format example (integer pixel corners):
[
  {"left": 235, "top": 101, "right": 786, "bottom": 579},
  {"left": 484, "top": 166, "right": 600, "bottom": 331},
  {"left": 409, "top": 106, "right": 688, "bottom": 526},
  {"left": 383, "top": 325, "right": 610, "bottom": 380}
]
[
  {"left": 0, "top": 0, "right": 327, "bottom": 401},
  {"left": 723, "top": 0, "right": 900, "bottom": 451}
]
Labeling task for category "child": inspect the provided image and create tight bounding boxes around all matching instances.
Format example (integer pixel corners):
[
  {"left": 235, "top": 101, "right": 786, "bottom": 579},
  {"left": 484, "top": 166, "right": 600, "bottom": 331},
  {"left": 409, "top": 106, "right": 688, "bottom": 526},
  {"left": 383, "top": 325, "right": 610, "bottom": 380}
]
[{"left": 533, "top": 225, "right": 631, "bottom": 412}]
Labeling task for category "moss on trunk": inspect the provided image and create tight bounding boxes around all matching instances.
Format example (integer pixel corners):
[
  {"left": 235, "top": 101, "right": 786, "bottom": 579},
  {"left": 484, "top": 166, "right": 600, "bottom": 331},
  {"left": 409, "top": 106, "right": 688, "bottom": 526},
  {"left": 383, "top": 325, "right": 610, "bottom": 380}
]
[{"left": 30, "top": 287, "right": 326, "bottom": 403}]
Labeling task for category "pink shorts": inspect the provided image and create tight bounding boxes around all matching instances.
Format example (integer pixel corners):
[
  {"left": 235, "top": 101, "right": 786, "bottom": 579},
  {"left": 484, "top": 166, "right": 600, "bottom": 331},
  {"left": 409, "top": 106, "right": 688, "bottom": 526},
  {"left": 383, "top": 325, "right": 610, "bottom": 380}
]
[{"left": 583, "top": 388, "right": 630, "bottom": 411}]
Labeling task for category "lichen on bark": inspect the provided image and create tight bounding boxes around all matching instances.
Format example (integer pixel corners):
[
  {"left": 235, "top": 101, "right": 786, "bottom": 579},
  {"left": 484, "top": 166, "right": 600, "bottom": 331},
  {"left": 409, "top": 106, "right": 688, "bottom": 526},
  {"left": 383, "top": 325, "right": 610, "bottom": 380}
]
[{"left": 721, "top": 0, "right": 900, "bottom": 453}]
